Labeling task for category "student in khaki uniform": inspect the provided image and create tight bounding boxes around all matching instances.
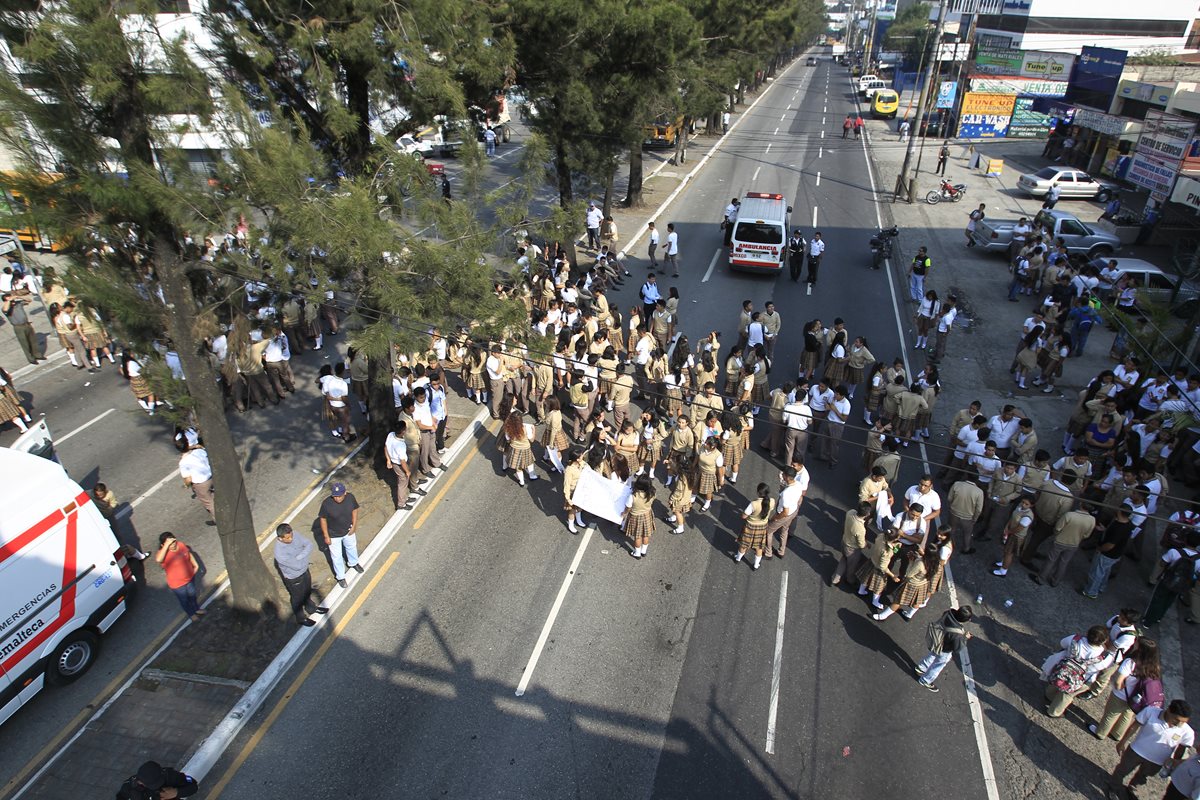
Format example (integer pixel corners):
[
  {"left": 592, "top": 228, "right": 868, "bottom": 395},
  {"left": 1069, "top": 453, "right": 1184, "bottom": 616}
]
[
  {"left": 872, "top": 441, "right": 903, "bottom": 485},
  {"left": 761, "top": 302, "right": 782, "bottom": 359},
  {"left": 609, "top": 364, "right": 635, "bottom": 428},
  {"left": 540, "top": 397, "right": 569, "bottom": 473},
  {"left": 733, "top": 483, "right": 775, "bottom": 570},
  {"left": 666, "top": 454, "right": 694, "bottom": 534},
  {"left": 562, "top": 449, "right": 587, "bottom": 533},
  {"left": 832, "top": 502, "right": 871, "bottom": 585},
  {"left": 763, "top": 382, "right": 792, "bottom": 458},
  {"left": 946, "top": 479, "right": 985, "bottom": 554},
  {"left": 1033, "top": 507, "right": 1096, "bottom": 586},
  {"left": 665, "top": 414, "right": 696, "bottom": 484},
  {"left": 1021, "top": 473, "right": 1077, "bottom": 567},
  {"left": 894, "top": 382, "right": 929, "bottom": 443},
  {"left": 694, "top": 436, "right": 725, "bottom": 512},
  {"left": 529, "top": 358, "right": 554, "bottom": 421},
  {"left": 858, "top": 527, "right": 903, "bottom": 608},
  {"left": 622, "top": 477, "right": 657, "bottom": 559},
  {"left": 979, "top": 461, "right": 1023, "bottom": 536}
]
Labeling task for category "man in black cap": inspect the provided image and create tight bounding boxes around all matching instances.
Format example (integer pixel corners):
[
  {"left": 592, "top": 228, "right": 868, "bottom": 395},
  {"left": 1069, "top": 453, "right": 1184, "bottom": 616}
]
[{"left": 116, "top": 760, "right": 198, "bottom": 800}]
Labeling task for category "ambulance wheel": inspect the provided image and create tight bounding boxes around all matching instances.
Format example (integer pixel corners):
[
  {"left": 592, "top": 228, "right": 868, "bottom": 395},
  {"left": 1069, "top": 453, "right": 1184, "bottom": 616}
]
[{"left": 46, "top": 630, "right": 100, "bottom": 685}]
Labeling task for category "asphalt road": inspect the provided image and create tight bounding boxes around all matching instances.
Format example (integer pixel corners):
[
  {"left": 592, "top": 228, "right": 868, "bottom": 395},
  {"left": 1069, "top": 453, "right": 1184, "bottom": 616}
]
[{"left": 209, "top": 55, "right": 992, "bottom": 800}]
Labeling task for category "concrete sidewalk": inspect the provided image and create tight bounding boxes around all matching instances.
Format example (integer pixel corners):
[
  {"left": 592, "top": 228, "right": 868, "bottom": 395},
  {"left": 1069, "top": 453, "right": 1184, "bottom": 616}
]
[{"left": 859, "top": 97, "right": 1198, "bottom": 800}]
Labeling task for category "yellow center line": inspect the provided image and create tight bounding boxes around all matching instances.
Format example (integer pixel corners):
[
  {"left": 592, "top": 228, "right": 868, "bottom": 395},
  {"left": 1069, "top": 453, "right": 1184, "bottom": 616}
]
[
  {"left": 412, "top": 421, "right": 498, "bottom": 530},
  {"left": 206, "top": 551, "right": 401, "bottom": 799}
]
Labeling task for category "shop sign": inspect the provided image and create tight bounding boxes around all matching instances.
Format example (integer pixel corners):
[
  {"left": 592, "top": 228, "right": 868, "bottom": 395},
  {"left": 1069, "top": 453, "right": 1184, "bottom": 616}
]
[
  {"left": 1127, "top": 154, "right": 1179, "bottom": 196},
  {"left": 1117, "top": 80, "right": 1173, "bottom": 106},
  {"left": 970, "top": 77, "right": 1068, "bottom": 97},
  {"left": 961, "top": 92, "right": 1016, "bottom": 116},
  {"left": 1008, "top": 97, "right": 1053, "bottom": 139},
  {"left": 1170, "top": 175, "right": 1200, "bottom": 213},
  {"left": 1021, "top": 51, "right": 1074, "bottom": 79},
  {"left": 1072, "top": 108, "right": 1128, "bottom": 136},
  {"left": 1136, "top": 109, "right": 1196, "bottom": 163},
  {"left": 936, "top": 81, "right": 958, "bottom": 110},
  {"left": 974, "top": 47, "right": 1023, "bottom": 75},
  {"left": 958, "top": 113, "right": 1011, "bottom": 139}
]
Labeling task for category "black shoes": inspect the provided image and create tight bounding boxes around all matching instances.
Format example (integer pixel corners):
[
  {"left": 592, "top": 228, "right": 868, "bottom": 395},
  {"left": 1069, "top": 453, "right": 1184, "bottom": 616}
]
[{"left": 351, "top": 563, "right": 364, "bottom": 573}]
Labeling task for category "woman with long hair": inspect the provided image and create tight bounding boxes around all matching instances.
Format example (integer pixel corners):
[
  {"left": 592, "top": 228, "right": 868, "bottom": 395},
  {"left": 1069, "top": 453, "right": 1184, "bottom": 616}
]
[
  {"left": 503, "top": 412, "right": 538, "bottom": 486},
  {"left": 464, "top": 343, "right": 487, "bottom": 404},
  {"left": 914, "top": 289, "right": 940, "bottom": 351},
  {"left": 723, "top": 345, "right": 744, "bottom": 399},
  {"left": 864, "top": 361, "right": 887, "bottom": 425},
  {"left": 750, "top": 344, "right": 770, "bottom": 410},
  {"left": 857, "top": 528, "right": 903, "bottom": 609},
  {"left": 666, "top": 453, "right": 694, "bottom": 534},
  {"left": 1034, "top": 330, "right": 1072, "bottom": 395},
  {"left": 122, "top": 351, "right": 161, "bottom": 415},
  {"left": 694, "top": 435, "right": 725, "bottom": 512},
  {"left": 670, "top": 334, "right": 695, "bottom": 401},
  {"left": 799, "top": 320, "right": 824, "bottom": 380},
  {"left": 637, "top": 410, "right": 666, "bottom": 479},
  {"left": 845, "top": 336, "right": 875, "bottom": 401},
  {"left": 614, "top": 418, "right": 641, "bottom": 472},
  {"left": 663, "top": 367, "right": 685, "bottom": 419},
  {"left": 914, "top": 364, "right": 941, "bottom": 440},
  {"left": 622, "top": 476, "right": 657, "bottom": 559},
  {"left": 1090, "top": 638, "right": 1162, "bottom": 741},
  {"left": 823, "top": 328, "right": 849, "bottom": 388},
  {"left": 540, "top": 396, "right": 569, "bottom": 473},
  {"left": 0, "top": 367, "right": 31, "bottom": 431},
  {"left": 872, "top": 548, "right": 939, "bottom": 620},
  {"left": 720, "top": 410, "right": 744, "bottom": 485},
  {"left": 76, "top": 304, "right": 115, "bottom": 369},
  {"left": 923, "top": 526, "right": 955, "bottom": 601},
  {"left": 1012, "top": 326, "right": 1044, "bottom": 391},
  {"left": 562, "top": 448, "right": 587, "bottom": 533},
  {"left": 50, "top": 301, "right": 89, "bottom": 371},
  {"left": 733, "top": 482, "right": 775, "bottom": 570}
]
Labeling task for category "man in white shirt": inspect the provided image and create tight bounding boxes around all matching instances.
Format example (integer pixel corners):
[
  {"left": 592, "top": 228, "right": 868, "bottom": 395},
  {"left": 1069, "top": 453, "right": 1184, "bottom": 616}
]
[
  {"left": 1010, "top": 217, "right": 1031, "bottom": 263},
  {"left": 1110, "top": 700, "right": 1194, "bottom": 797},
  {"left": 989, "top": 404, "right": 1021, "bottom": 458},
  {"left": 903, "top": 475, "right": 942, "bottom": 545},
  {"left": 782, "top": 397, "right": 813, "bottom": 466},
  {"left": 640, "top": 274, "right": 662, "bottom": 321},
  {"left": 764, "top": 465, "right": 809, "bottom": 558},
  {"left": 822, "top": 386, "right": 851, "bottom": 467},
  {"left": 932, "top": 295, "right": 958, "bottom": 363},
  {"left": 585, "top": 202, "right": 603, "bottom": 250},
  {"left": 746, "top": 312, "right": 766, "bottom": 350},
  {"left": 807, "top": 379, "right": 834, "bottom": 447},
  {"left": 177, "top": 442, "right": 215, "bottom": 521},
  {"left": 384, "top": 420, "right": 414, "bottom": 510},
  {"left": 664, "top": 223, "right": 680, "bottom": 277},
  {"left": 485, "top": 344, "right": 506, "bottom": 420},
  {"left": 262, "top": 328, "right": 295, "bottom": 397},
  {"left": 806, "top": 232, "right": 825, "bottom": 287},
  {"left": 646, "top": 221, "right": 660, "bottom": 271},
  {"left": 412, "top": 386, "right": 446, "bottom": 476}
]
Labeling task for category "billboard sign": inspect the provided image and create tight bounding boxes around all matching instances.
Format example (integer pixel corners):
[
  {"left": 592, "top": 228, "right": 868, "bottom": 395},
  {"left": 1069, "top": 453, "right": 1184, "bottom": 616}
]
[
  {"left": 936, "top": 81, "right": 958, "bottom": 110},
  {"left": 1066, "top": 46, "right": 1128, "bottom": 110},
  {"left": 1127, "top": 109, "right": 1195, "bottom": 198},
  {"left": 960, "top": 92, "right": 1017, "bottom": 116},
  {"left": 958, "top": 114, "right": 1011, "bottom": 139},
  {"left": 974, "top": 48, "right": 1074, "bottom": 79},
  {"left": 970, "top": 77, "right": 1068, "bottom": 97},
  {"left": 1008, "top": 97, "right": 1054, "bottom": 139}
]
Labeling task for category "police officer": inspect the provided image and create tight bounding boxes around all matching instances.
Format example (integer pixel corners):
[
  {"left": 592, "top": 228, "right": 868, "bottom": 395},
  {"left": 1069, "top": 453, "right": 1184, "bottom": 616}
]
[
  {"left": 788, "top": 229, "right": 806, "bottom": 282},
  {"left": 908, "top": 246, "right": 931, "bottom": 302},
  {"left": 116, "top": 761, "right": 198, "bottom": 800}
]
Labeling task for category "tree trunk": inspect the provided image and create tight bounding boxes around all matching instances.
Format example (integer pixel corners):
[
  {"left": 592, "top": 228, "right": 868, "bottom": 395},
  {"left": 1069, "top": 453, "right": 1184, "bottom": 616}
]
[
  {"left": 601, "top": 166, "right": 615, "bottom": 218},
  {"left": 675, "top": 116, "right": 691, "bottom": 165},
  {"left": 366, "top": 352, "right": 395, "bottom": 469},
  {"left": 728, "top": 91, "right": 736, "bottom": 112},
  {"left": 153, "top": 240, "right": 280, "bottom": 615},
  {"left": 554, "top": 137, "right": 573, "bottom": 208},
  {"left": 624, "top": 143, "right": 643, "bottom": 208}
]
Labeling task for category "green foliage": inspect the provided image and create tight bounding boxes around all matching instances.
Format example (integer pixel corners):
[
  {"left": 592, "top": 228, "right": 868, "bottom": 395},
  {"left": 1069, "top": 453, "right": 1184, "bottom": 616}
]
[
  {"left": 1127, "top": 49, "right": 1184, "bottom": 66},
  {"left": 883, "top": 2, "right": 933, "bottom": 67}
]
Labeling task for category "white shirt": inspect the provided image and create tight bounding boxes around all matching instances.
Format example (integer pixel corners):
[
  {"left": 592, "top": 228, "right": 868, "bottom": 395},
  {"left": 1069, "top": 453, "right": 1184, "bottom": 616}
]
[
  {"left": 783, "top": 401, "right": 812, "bottom": 430},
  {"left": 937, "top": 307, "right": 957, "bottom": 333},
  {"left": 384, "top": 432, "right": 408, "bottom": 464},
  {"left": 1130, "top": 707, "right": 1195, "bottom": 765},
  {"left": 808, "top": 386, "right": 834, "bottom": 412},
  {"left": 905, "top": 486, "right": 941, "bottom": 517},
  {"left": 321, "top": 375, "right": 349, "bottom": 407},
  {"left": 413, "top": 401, "right": 434, "bottom": 427},
  {"left": 808, "top": 238, "right": 825, "bottom": 258},
  {"left": 263, "top": 336, "right": 290, "bottom": 363},
  {"left": 178, "top": 448, "right": 213, "bottom": 483},
  {"left": 989, "top": 415, "right": 1020, "bottom": 449},
  {"left": 828, "top": 397, "right": 851, "bottom": 424},
  {"left": 485, "top": 355, "right": 504, "bottom": 381},
  {"left": 586, "top": 207, "right": 603, "bottom": 228},
  {"left": 392, "top": 376, "right": 409, "bottom": 407},
  {"left": 649, "top": 228, "right": 660, "bottom": 245},
  {"left": 953, "top": 424, "right": 976, "bottom": 460},
  {"left": 747, "top": 322, "right": 765, "bottom": 348},
  {"left": 665, "top": 231, "right": 679, "bottom": 255},
  {"left": 971, "top": 453, "right": 1001, "bottom": 483},
  {"left": 779, "top": 480, "right": 806, "bottom": 515}
]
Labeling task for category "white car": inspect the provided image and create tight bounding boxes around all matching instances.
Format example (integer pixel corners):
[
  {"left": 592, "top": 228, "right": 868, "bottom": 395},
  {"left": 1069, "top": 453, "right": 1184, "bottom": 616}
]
[{"left": 1016, "top": 166, "right": 1119, "bottom": 201}]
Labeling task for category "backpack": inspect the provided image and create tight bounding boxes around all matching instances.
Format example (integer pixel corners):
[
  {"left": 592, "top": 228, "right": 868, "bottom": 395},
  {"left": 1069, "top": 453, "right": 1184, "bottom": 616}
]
[
  {"left": 1162, "top": 551, "right": 1200, "bottom": 594},
  {"left": 1127, "top": 675, "right": 1165, "bottom": 714},
  {"left": 926, "top": 614, "right": 961, "bottom": 653},
  {"left": 1049, "top": 637, "right": 1104, "bottom": 694}
]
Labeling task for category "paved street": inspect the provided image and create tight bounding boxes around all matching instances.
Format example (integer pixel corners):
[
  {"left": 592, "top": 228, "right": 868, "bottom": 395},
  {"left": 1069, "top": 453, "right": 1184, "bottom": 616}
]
[{"left": 207, "top": 56, "right": 992, "bottom": 800}]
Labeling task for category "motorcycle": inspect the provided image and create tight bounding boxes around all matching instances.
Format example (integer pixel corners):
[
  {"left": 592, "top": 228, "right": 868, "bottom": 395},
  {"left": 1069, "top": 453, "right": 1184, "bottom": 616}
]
[
  {"left": 869, "top": 225, "right": 899, "bottom": 269},
  {"left": 925, "top": 179, "right": 967, "bottom": 205}
]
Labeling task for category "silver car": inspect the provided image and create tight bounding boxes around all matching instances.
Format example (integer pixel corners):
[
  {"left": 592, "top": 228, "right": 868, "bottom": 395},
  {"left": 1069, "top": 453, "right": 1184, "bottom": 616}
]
[{"left": 1017, "top": 166, "right": 1119, "bottom": 201}]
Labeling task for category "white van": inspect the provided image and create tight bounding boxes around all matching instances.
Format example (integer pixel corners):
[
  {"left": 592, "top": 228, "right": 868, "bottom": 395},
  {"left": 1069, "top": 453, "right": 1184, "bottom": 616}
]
[
  {"left": 0, "top": 448, "right": 135, "bottom": 727},
  {"left": 729, "top": 192, "right": 792, "bottom": 273}
]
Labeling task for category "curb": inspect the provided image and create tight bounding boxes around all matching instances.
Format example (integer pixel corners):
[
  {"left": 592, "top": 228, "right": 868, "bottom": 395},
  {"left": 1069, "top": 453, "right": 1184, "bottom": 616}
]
[{"left": 182, "top": 403, "right": 490, "bottom": 781}]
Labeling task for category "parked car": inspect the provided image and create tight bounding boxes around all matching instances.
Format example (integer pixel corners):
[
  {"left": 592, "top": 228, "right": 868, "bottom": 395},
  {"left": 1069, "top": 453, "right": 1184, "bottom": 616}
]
[
  {"left": 1016, "top": 166, "right": 1119, "bottom": 201},
  {"left": 860, "top": 79, "right": 887, "bottom": 99},
  {"left": 970, "top": 209, "right": 1121, "bottom": 258},
  {"left": 1104, "top": 257, "right": 1200, "bottom": 316}
]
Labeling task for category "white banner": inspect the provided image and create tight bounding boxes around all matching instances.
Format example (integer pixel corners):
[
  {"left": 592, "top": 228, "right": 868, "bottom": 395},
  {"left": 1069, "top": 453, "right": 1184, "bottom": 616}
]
[
  {"left": 969, "top": 77, "right": 1068, "bottom": 97},
  {"left": 1127, "top": 154, "right": 1179, "bottom": 197},
  {"left": 570, "top": 466, "right": 632, "bottom": 524}
]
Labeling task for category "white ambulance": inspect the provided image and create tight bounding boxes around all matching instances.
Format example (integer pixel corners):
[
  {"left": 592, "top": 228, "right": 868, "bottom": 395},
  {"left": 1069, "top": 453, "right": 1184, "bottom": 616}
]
[
  {"left": 0, "top": 447, "right": 135, "bottom": 726},
  {"left": 728, "top": 192, "right": 792, "bottom": 273}
]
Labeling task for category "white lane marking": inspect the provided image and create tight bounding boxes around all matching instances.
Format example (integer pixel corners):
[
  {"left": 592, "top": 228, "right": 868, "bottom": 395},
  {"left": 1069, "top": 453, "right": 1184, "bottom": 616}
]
[
  {"left": 515, "top": 526, "right": 595, "bottom": 697},
  {"left": 818, "top": 147, "right": 823, "bottom": 158},
  {"left": 806, "top": 283, "right": 812, "bottom": 296},
  {"left": 11, "top": 348, "right": 68, "bottom": 381},
  {"left": 774, "top": 127, "right": 780, "bottom": 135},
  {"left": 823, "top": 105, "right": 827, "bottom": 113},
  {"left": 822, "top": 117, "right": 826, "bottom": 126},
  {"left": 118, "top": 468, "right": 182, "bottom": 516},
  {"left": 765, "top": 570, "right": 788, "bottom": 755},
  {"left": 702, "top": 248, "right": 722, "bottom": 283},
  {"left": 780, "top": 114, "right": 787, "bottom": 121},
  {"left": 820, "top": 131, "right": 824, "bottom": 139},
  {"left": 853, "top": 72, "right": 1001, "bottom": 800},
  {"left": 811, "top": 206, "right": 818, "bottom": 227},
  {"left": 816, "top": 172, "right": 821, "bottom": 187},
  {"left": 57, "top": 407, "right": 116, "bottom": 444},
  {"left": 787, "top": 105, "right": 793, "bottom": 110},
  {"left": 752, "top": 166, "right": 762, "bottom": 181},
  {"left": 765, "top": 143, "right": 772, "bottom": 154}
]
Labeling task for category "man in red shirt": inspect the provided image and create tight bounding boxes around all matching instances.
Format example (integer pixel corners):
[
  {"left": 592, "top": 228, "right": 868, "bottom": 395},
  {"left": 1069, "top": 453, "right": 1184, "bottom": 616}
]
[{"left": 156, "top": 532, "right": 204, "bottom": 621}]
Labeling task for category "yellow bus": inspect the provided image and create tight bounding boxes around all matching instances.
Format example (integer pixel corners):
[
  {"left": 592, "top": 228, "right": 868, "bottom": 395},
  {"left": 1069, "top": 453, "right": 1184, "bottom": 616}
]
[
  {"left": 0, "top": 173, "right": 63, "bottom": 252},
  {"left": 643, "top": 116, "right": 684, "bottom": 148}
]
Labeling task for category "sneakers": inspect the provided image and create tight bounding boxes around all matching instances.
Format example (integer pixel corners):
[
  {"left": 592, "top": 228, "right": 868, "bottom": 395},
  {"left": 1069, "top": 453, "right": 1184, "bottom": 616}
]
[
  {"left": 915, "top": 665, "right": 928, "bottom": 676},
  {"left": 337, "top": 578, "right": 348, "bottom": 588},
  {"left": 351, "top": 563, "right": 364, "bottom": 573},
  {"left": 920, "top": 682, "right": 939, "bottom": 693}
]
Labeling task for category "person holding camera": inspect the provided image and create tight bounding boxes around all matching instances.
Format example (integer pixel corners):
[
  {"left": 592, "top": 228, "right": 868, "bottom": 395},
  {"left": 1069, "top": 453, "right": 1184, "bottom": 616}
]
[
  {"left": 155, "top": 532, "right": 204, "bottom": 621},
  {"left": 116, "top": 760, "right": 198, "bottom": 800},
  {"left": 1, "top": 290, "right": 41, "bottom": 364}
]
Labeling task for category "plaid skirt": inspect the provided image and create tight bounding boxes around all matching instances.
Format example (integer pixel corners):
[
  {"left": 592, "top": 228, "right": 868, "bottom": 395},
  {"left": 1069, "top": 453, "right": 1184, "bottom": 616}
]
[
  {"left": 625, "top": 509, "right": 655, "bottom": 547},
  {"left": 800, "top": 350, "right": 819, "bottom": 374},
  {"left": 896, "top": 578, "right": 930, "bottom": 608},
  {"left": 928, "top": 563, "right": 946, "bottom": 594},
  {"left": 669, "top": 489, "right": 692, "bottom": 516},
  {"left": 696, "top": 468, "right": 719, "bottom": 495},
  {"left": 721, "top": 437, "right": 742, "bottom": 467},
  {"left": 824, "top": 360, "right": 848, "bottom": 387},
  {"left": 751, "top": 383, "right": 768, "bottom": 404},
  {"left": 857, "top": 561, "right": 892, "bottom": 595},
  {"left": 84, "top": 332, "right": 109, "bottom": 349},
  {"left": 0, "top": 387, "right": 23, "bottom": 419},
  {"left": 466, "top": 371, "right": 486, "bottom": 390},
  {"left": 664, "top": 387, "right": 683, "bottom": 418},
  {"left": 738, "top": 519, "right": 768, "bottom": 550},
  {"left": 723, "top": 376, "right": 739, "bottom": 396},
  {"left": 508, "top": 443, "right": 534, "bottom": 472},
  {"left": 129, "top": 374, "right": 152, "bottom": 398},
  {"left": 866, "top": 384, "right": 885, "bottom": 412},
  {"left": 847, "top": 365, "right": 866, "bottom": 386},
  {"left": 541, "top": 426, "right": 570, "bottom": 451},
  {"left": 638, "top": 439, "right": 662, "bottom": 465},
  {"left": 741, "top": 428, "right": 751, "bottom": 451}
]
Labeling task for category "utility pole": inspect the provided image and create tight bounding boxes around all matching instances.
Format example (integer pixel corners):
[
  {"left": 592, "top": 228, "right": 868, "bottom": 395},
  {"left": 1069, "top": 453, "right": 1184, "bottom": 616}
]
[
  {"left": 949, "top": 1, "right": 980, "bottom": 137},
  {"left": 863, "top": 1, "right": 879, "bottom": 74},
  {"left": 894, "top": 0, "right": 949, "bottom": 203}
]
